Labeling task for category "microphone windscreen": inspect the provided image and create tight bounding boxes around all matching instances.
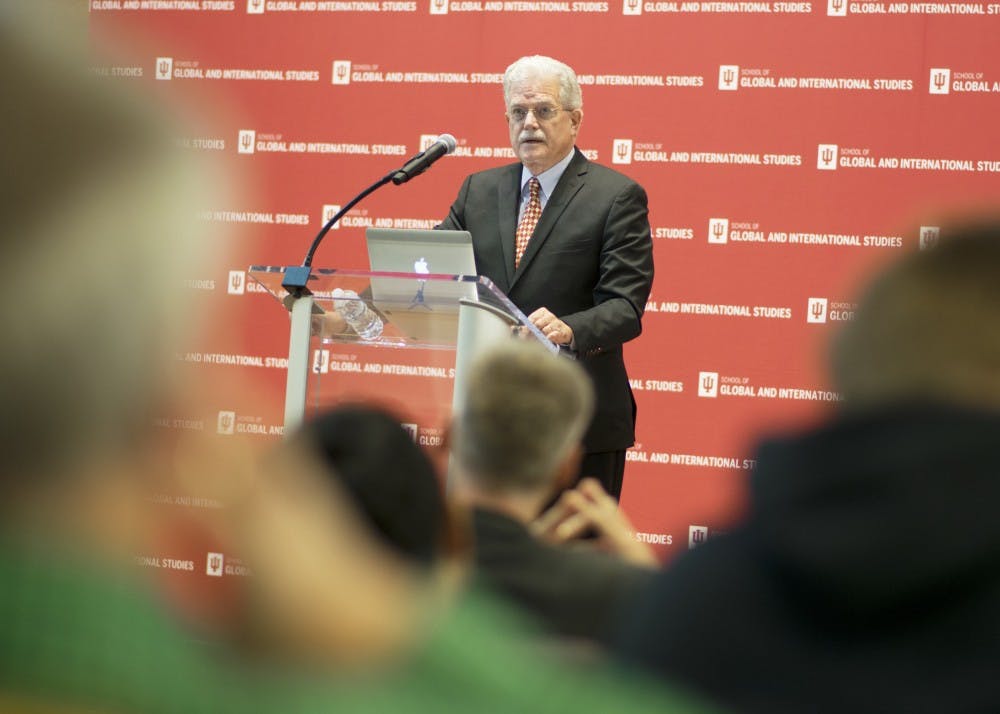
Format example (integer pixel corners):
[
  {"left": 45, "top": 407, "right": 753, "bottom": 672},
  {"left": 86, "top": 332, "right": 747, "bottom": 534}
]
[{"left": 437, "top": 133, "right": 457, "bottom": 154}]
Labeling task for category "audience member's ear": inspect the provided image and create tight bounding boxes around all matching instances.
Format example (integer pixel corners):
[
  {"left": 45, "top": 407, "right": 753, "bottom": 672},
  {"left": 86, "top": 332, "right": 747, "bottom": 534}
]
[{"left": 550, "top": 444, "right": 584, "bottom": 497}]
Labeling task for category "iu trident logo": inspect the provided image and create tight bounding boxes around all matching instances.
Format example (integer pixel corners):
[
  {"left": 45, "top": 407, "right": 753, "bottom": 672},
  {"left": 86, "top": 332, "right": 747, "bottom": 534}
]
[
  {"left": 929, "top": 68, "right": 950, "bottom": 95},
  {"left": 312, "top": 349, "right": 330, "bottom": 374},
  {"left": 612, "top": 139, "right": 633, "bottom": 165},
  {"left": 237, "top": 130, "right": 256, "bottom": 155},
  {"left": 807, "top": 297, "right": 828, "bottom": 324},
  {"left": 155, "top": 57, "right": 173, "bottom": 81},
  {"left": 688, "top": 525, "right": 708, "bottom": 549},
  {"left": 623, "top": 0, "right": 642, "bottom": 14},
  {"left": 430, "top": 0, "right": 449, "bottom": 13},
  {"left": 401, "top": 423, "right": 418, "bottom": 441},
  {"left": 227, "top": 270, "right": 245, "bottom": 295},
  {"left": 206, "top": 552, "right": 225, "bottom": 577},
  {"left": 217, "top": 411, "right": 235, "bottom": 435},
  {"left": 718, "top": 65, "right": 739, "bottom": 91},
  {"left": 321, "top": 204, "right": 342, "bottom": 229},
  {"left": 332, "top": 60, "right": 352, "bottom": 85},
  {"left": 919, "top": 225, "right": 940, "bottom": 250},
  {"left": 697, "top": 371, "right": 719, "bottom": 398},
  {"left": 827, "top": 0, "right": 847, "bottom": 15},
  {"left": 817, "top": 144, "right": 838, "bottom": 170},
  {"left": 708, "top": 218, "right": 729, "bottom": 244}
]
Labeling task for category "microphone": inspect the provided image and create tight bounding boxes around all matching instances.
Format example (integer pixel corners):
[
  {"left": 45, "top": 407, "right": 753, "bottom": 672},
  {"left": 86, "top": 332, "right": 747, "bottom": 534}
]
[{"left": 391, "top": 134, "right": 456, "bottom": 185}]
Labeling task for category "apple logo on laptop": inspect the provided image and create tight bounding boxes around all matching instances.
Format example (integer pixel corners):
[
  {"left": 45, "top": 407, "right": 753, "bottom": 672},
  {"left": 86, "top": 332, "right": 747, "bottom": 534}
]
[{"left": 414, "top": 257, "right": 429, "bottom": 275}]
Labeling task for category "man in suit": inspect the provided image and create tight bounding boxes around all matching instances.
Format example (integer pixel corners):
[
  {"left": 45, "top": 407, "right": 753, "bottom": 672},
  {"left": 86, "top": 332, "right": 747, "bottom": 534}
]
[{"left": 439, "top": 55, "right": 654, "bottom": 499}]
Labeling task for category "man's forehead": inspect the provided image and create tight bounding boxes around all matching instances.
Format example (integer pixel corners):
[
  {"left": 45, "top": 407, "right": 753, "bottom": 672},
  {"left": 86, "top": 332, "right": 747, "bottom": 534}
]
[{"left": 507, "top": 77, "right": 560, "bottom": 103}]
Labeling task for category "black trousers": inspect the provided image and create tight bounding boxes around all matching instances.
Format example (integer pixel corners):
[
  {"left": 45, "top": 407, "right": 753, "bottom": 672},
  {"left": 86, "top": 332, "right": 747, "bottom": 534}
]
[{"left": 576, "top": 449, "right": 627, "bottom": 501}]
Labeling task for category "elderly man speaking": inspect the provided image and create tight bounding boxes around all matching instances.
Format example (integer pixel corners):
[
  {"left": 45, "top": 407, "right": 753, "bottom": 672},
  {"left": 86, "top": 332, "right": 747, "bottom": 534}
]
[{"left": 440, "top": 55, "right": 654, "bottom": 499}]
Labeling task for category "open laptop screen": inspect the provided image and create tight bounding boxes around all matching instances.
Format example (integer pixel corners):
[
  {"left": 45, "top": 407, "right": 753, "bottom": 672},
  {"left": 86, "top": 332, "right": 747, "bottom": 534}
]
[
  {"left": 366, "top": 228, "right": 476, "bottom": 277},
  {"left": 365, "top": 228, "right": 478, "bottom": 339}
]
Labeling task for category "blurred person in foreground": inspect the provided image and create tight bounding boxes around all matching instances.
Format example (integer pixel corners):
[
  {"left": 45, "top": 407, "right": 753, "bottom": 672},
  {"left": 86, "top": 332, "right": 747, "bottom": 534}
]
[
  {"left": 614, "top": 221, "right": 1000, "bottom": 714},
  {"left": 0, "top": 8, "right": 714, "bottom": 714},
  {"left": 0, "top": 5, "right": 421, "bottom": 709},
  {"left": 449, "top": 340, "right": 658, "bottom": 645}
]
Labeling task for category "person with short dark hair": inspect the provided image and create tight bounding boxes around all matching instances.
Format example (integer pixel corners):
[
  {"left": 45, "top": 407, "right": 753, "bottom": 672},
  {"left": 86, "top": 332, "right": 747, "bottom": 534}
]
[{"left": 291, "top": 405, "right": 447, "bottom": 567}]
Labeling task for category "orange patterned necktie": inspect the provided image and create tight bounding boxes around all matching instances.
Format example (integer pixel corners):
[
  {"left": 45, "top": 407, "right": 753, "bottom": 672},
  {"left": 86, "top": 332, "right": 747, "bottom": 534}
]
[{"left": 515, "top": 177, "right": 541, "bottom": 267}]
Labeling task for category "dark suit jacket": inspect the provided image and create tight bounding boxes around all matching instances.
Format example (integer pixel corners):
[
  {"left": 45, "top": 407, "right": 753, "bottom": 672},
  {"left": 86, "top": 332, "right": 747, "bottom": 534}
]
[
  {"left": 440, "top": 149, "right": 653, "bottom": 452},
  {"left": 472, "top": 508, "right": 654, "bottom": 644}
]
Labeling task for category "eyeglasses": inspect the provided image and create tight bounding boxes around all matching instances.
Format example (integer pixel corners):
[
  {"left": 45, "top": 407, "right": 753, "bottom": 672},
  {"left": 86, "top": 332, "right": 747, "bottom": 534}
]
[{"left": 508, "top": 105, "right": 568, "bottom": 124}]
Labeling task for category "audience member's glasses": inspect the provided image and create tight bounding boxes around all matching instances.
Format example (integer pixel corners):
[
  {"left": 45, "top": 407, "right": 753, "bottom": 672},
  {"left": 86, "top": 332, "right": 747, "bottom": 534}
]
[{"left": 508, "top": 105, "right": 567, "bottom": 123}]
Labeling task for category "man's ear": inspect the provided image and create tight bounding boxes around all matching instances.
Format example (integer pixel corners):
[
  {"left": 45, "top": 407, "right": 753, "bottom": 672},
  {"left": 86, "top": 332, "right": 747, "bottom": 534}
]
[{"left": 570, "top": 108, "right": 583, "bottom": 133}]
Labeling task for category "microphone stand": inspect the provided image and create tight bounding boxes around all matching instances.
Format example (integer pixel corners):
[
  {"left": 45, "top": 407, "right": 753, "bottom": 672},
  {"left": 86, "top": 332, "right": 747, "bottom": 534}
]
[
  {"left": 281, "top": 168, "right": 397, "bottom": 296},
  {"left": 281, "top": 170, "right": 396, "bottom": 428},
  {"left": 278, "top": 152, "right": 429, "bottom": 431}
]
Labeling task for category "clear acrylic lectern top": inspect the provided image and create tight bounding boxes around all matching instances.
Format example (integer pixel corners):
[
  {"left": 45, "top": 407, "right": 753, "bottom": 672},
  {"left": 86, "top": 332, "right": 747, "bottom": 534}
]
[{"left": 248, "top": 266, "right": 555, "bottom": 350}]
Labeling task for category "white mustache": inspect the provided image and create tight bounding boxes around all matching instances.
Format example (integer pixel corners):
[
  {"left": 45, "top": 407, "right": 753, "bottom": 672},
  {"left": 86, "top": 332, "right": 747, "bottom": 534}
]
[{"left": 519, "top": 134, "right": 545, "bottom": 142}]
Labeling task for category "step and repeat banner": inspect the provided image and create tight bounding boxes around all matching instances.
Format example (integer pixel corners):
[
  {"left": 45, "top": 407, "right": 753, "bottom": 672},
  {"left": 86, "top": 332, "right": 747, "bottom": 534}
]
[{"left": 90, "top": 1, "right": 998, "bottom": 576}]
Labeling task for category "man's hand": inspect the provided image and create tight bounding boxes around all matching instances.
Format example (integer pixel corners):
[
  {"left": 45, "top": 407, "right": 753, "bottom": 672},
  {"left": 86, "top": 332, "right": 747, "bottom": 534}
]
[
  {"left": 311, "top": 311, "right": 348, "bottom": 339},
  {"left": 531, "top": 478, "right": 658, "bottom": 568},
  {"left": 528, "top": 307, "right": 574, "bottom": 346}
]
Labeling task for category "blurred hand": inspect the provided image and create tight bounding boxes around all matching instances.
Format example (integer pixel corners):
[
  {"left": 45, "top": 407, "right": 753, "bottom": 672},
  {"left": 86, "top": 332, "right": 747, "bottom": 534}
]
[
  {"left": 531, "top": 478, "right": 658, "bottom": 568},
  {"left": 171, "top": 428, "right": 426, "bottom": 668}
]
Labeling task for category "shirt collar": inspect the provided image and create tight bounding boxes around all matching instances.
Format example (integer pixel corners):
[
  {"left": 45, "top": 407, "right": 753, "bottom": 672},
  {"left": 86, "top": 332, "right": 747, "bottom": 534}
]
[{"left": 520, "top": 147, "right": 575, "bottom": 200}]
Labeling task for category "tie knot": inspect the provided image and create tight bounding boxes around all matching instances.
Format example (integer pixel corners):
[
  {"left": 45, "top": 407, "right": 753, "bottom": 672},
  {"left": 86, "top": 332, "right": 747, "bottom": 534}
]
[{"left": 528, "top": 177, "right": 540, "bottom": 198}]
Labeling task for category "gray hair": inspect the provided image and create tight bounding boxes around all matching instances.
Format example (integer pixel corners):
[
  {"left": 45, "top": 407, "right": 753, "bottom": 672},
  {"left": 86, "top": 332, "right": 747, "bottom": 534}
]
[
  {"left": 451, "top": 341, "right": 594, "bottom": 493},
  {"left": 503, "top": 55, "right": 583, "bottom": 110},
  {"left": 832, "top": 221, "right": 1000, "bottom": 411}
]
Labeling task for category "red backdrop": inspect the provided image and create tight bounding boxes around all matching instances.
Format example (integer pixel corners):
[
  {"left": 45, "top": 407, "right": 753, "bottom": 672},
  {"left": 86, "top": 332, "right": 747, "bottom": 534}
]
[{"left": 90, "top": 0, "right": 999, "bottom": 572}]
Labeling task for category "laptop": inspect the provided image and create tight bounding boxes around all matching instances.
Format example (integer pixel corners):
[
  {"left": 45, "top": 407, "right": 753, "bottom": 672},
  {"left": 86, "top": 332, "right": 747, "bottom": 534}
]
[{"left": 365, "top": 228, "right": 479, "bottom": 341}]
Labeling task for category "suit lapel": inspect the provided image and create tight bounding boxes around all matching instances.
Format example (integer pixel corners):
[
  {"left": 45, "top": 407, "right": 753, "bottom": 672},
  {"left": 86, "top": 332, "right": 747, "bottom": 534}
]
[
  {"left": 496, "top": 164, "right": 521, "bottom": 288},
  {"left": 510, "top": 150, "right": 588, "bottom": 290}
]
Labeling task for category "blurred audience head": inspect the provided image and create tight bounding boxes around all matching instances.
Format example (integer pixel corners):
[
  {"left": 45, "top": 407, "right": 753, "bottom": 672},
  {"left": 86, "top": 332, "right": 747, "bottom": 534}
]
[
  {"left": 290, "top": 405, "right": 447, "bottom": 567},
  {"left": 450, "top": 340, "right": 594, "bottom": 496},
  {"left": 0, "top": 5, "right": 221, "bottom": 527},
  {"left": 832, "top": 220, "right": 1000, "bottom": 412},
  {"left": 0, "top": 7, "right": 426, "bottom": 675}
]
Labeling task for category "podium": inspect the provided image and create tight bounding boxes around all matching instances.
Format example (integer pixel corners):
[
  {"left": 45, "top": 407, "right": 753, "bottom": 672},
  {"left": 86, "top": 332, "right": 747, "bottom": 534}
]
[{"left": 248, "top": 267, "right": 556, "bottom": 441}]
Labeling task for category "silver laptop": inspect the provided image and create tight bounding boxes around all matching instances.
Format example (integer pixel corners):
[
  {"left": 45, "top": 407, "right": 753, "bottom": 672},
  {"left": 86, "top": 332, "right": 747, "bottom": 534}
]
[{"left": 365, "top": 228, "right": 478, "bottom": 340}]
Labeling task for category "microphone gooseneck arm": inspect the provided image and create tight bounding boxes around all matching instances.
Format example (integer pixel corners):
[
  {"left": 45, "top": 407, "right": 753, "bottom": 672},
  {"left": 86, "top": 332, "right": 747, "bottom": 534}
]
[
  {"left": 301, "top": 168, "right": 395, "bottom": 270},
  {"left": 282, "top": 134, "right": 455, "bottom": 295}
]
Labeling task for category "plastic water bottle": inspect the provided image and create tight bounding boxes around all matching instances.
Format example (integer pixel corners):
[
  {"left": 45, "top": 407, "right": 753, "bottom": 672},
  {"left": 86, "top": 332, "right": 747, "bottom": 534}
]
[{"left": 332, "top": 288, "right": 383, "bottom": 340}]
